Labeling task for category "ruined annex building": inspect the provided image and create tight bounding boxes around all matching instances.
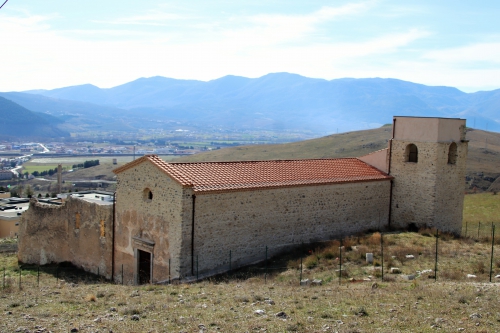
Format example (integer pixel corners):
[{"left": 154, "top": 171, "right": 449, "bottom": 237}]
[{"left": 18, "top": 116, "right": 468, "bottom": 284}]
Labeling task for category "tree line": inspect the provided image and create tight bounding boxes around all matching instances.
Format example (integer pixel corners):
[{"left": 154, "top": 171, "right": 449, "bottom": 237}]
[{"left": 72, "top": 160, "right": 100, "bottom": 169}]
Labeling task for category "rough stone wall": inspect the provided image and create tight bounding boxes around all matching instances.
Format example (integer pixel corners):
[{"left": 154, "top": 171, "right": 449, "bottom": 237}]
[
  {"left": 18, "top": 197, "right": 113, "bottom": 278},
  {"left": 185, "top": 180, "right": 391, "bottom": 277},
  {"left": 390, "top": 140, "right": 467, "bottom": 233},
  {"left": 114, "top": 161, "right": 184, "bottom": 284},
  {"left": 434, "top": 141, "right": 468, "bottom": 233}
]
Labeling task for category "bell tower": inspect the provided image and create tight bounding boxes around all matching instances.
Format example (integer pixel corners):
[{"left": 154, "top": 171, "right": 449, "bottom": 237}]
[{"left": 388, "top": 116, "right": 468, "bottom": 234}]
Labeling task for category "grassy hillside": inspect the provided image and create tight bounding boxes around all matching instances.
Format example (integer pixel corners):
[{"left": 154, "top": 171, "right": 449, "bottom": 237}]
[
  {"left": 177, "top": 126, "right": 500, "bottom": 191},
  {"left": 176, "top": 126, "right": 393, "bottom": 162},
  {"left": 2, "top": 230, "right": 500, "bottom": 332}
]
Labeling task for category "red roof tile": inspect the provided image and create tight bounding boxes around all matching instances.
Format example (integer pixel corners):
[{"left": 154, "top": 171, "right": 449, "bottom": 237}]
[{"left": 114, "top": 155, "right": 392, "bottom": 193}]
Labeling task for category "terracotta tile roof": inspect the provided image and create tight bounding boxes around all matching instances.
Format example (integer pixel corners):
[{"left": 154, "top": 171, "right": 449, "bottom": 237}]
[{"left": 114, "top": 155, "right": 392, "bottom": 193}]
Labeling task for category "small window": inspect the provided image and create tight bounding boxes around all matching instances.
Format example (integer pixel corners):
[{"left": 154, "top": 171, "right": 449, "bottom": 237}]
[
  {"left": 405, "top": 144, "right": 418, "bottom": 163},
  {"left": 448, "top": 142, "right": 457, "bottom": 164},
  {"left": 143, "top": 188, "right": 153, "bottom": 201}
]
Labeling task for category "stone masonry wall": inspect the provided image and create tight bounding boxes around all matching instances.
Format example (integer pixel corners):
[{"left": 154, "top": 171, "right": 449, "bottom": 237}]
[
  {"left": 434, "top": 141, "right": 468, "bottom": 233},
  {"left": 114, "top": 162, "right": 184, "bottom": 284},
  {"left": 186, "top": 180, "right": 391, "bottom": 277},
  {"left": 18, "top": 197, "right": 113, "bottom": 278},
  {"left": 390, "top": 140, "right": 467, "bottom": 233}
]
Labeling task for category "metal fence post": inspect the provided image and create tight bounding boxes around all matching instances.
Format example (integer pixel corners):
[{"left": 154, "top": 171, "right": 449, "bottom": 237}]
[
  {"left": 2, "top": 267, "right": 5, "bottom": 289},
  {"left": 381, "top": 233, "right": 384, "bottom": 282},
  {"left": 478, "top": 222, "right": 481, "bottom": 239},
  {"left": 490, "top": 224, "right": 495, "bottom": 282},
  {"left": 465, "top": 222, "right": 468, "bottom": 238},
  {"left": 168, "top": 259, "right": 170, "bottom": 285},
  {"left": 300, "top": 242, "right": 303, "bottom": 284},
  {"left": 37, "top": 266, "right": 40, "bottom": 287},
  {"left": 339, "top": 237, "right": 343, "bottom": 285},
  {"left": 434, "top": 229, "right": 439, "bottom": 281},
  {"left": 196, "top": 255, "right": 199, "bottom": 281},
  {"left": 121, "top": 264, "right": 124, "bottom": 285},
  {"left": 265, "top": 246, "right": 268, "bottom": 283},
  {"left": 229, "top": 250, "right": 232, "bottom": 274},
  {"left": 19, "top": 266, "right": 21, "bottom": 289}
]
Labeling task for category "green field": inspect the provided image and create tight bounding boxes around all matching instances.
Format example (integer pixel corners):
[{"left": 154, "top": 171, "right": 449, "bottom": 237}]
[
  {"left": 21, "top": 165, "right": 61, "bottom": 174},
  {"left": 462, "top": 192, "right": 500, "bottom": 238}
]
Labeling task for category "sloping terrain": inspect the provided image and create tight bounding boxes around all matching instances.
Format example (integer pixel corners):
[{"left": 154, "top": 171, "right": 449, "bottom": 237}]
[
  {"left": 0, "top": 92, "right": 138, "bottom": 133},
  {"left": 0, "top": 97, "right": 69, "bottom": 139}
]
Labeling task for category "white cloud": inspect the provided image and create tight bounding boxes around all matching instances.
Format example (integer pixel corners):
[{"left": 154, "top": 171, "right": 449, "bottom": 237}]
[
  {"left": 243, "top": 2, "right": 372, "bottom": 44},
  {"left": 1, "top": 2, "right": 499, "bottom": 93},
  {"left": 423, "top": 42, "right": 500, "bottom": 64},
  {"left": 101, "top": 11, "right": 187, "bottom": 26}
]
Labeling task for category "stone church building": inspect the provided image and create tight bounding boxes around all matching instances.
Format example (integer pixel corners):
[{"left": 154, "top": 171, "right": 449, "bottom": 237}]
[{"left": 18, "top": 116, "right": 467, "bottom": 284}]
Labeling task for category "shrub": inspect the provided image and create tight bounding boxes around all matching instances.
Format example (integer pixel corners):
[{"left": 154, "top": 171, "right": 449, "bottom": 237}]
[
  {"left": 304, "top": 256, "right": 318, "bottom": 269},
  {"left": 121, "top": 306, "right": 142, "bottom": 315},
  {"left": 441, "top": 269, "right": 463, "bottom": 281},
  {"left": 419, "top": 227, "right": 438, "bottom": 237},
  {"left": 323, "top": 250, "right": 337, "bottom": 260},
  {"left": 354, "top": 307, "right": 368, "bottom": 316},
  {"left": 366, "top": 232, "right": 381, "bottom": 246},
  {"left": 473, "top": 261, "right": 486, "bottom": 274}
]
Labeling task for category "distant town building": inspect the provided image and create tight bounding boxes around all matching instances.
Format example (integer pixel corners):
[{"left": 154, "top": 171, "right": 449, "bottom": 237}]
[{"left": 0, "top": 170, "right": 14, "bottom": 180}]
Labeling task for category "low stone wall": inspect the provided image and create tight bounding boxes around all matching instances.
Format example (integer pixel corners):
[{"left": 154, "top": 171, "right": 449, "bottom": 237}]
[{"left": 18, "top": 197, "right": 114, "bottom": 279}]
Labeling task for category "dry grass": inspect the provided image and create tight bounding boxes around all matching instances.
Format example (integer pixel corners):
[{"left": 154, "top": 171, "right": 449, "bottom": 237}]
[
  {"left": 3, "top": 194, "right": 500, "bottom": 332},
  {"left": 2, "top": 230, "right": 500, "bottom": 332}
]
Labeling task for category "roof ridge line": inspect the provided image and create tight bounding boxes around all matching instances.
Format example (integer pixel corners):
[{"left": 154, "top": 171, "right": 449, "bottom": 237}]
[{"left": 170, "top": 157, "right": 359, "bottom": 165}]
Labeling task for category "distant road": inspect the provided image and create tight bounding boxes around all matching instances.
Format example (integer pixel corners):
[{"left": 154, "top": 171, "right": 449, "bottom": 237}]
[{"left": 38, "top": 143, "right": 50, "bottom": 153}]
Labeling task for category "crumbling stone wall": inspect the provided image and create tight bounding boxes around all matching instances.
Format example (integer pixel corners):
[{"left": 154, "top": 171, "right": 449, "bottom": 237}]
[{"left": 18, "top": 197, "right": 113, "bottom": 278}]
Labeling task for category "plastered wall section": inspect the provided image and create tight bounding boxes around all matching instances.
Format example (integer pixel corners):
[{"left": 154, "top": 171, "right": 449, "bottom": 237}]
[
  {"left": 186, "top": 180, "right": 391, "bottom": 277},
  {"left": 390, "top": 140, "right": 467, "bottom": 233},
  {"left": 0, "top": 217, "right": 19, "bottom": 238},
  {"left": 359, "top": 148, "right": 389, "bottom": 173},
  {"left": 114, "top": 161, "right": 185, "bottom": 284},
  {"left": 393, "top": 117, "right": 465, "bottom": 142},
  {"left": 17, "top": 197, "right": 113, "bottom": 278}
]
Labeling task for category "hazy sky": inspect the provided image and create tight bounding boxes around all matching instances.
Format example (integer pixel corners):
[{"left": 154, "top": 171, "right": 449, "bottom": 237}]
[{"left": 1, "top": 0, "right": 500, "bottom": 92}]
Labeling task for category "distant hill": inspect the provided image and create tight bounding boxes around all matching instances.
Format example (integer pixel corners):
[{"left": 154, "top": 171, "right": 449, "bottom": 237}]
[
  {"left": 0, "top": 92, "right": 140, "bottom": 133},
  {"left": 176, "top": 125, "right": 500, "bottom": 192},
  {"left": 23, "top": 73, "right": 500, "bottom": 133},
  {"left": 0, "top": 96, "right": 69, "bottom": 139}
]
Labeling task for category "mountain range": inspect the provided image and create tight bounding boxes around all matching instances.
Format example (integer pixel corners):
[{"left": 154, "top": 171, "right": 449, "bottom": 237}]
[{"left": 1, "top": 73, "right": 499, "bottom": 138}]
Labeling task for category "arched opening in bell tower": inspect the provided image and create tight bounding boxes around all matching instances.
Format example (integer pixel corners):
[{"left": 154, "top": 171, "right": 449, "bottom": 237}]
[
  {"left": 448, "top": 142, "right": 457, "bottom": 164},
  {"left": 405, "top": 144, "right": 418, "bottom": 163}
]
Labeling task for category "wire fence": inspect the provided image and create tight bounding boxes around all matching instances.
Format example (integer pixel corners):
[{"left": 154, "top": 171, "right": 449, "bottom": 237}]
[
  {"left": 462, "top": 221, "right": 500, "bottom": 241},
  {"left": 2, "top": 225, "right": 499, "bottom": 291}
]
